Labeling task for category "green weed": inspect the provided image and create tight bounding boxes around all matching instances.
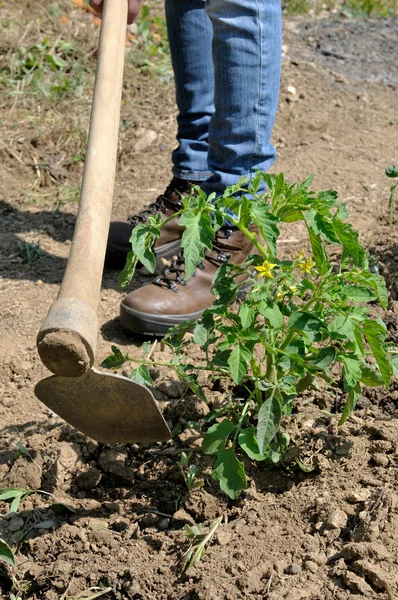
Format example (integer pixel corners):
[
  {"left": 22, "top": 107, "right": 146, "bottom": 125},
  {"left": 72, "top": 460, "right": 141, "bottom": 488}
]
[
  {"left": 180, "top": 517, "right": 223, "bottom": 575},
  {"left": 178, "top": 452, "right": 204, "bottom": 494},
  {"left": 0, "top": 38, "right": 89, "bottom": 102},
  {"left": 18, "top": 242, "right": 42, "bottom": 265},
  {"left": 386, "top": 165, "right": 398, "bottom": 225}
]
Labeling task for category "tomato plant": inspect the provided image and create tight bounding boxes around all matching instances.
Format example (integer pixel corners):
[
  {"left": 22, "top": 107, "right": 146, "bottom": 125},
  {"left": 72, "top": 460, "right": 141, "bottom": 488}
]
[{"left": 105, "top": 173, "right": 397, "bottom": 499}]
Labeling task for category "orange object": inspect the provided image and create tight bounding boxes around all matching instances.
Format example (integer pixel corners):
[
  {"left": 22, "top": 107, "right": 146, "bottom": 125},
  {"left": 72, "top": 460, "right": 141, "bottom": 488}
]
[
  {"left": 86, "top": 4, "right": 97, "bottom": 14},
  {"left": 72, "top": 0, "right": 85, "bottom": 8},
  {"left": 58, "top": 15, "right": 71, "bottom": 25},
  {"left": 92, "top": 16, "right": 102, "bottom": 26}
]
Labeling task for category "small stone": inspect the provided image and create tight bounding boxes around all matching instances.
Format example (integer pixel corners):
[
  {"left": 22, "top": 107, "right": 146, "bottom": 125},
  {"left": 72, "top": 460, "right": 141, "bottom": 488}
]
[
  {"left": 285, "top": 563, "right": 302, "bottom": 575},
  {"left": 138, "top": 512, "right": 159, "bottom": 529},
  {"left": 178, "top": 428, "right": 203, "bottom": 449},
  {"left": 98, "top": 449, "right": 135, "bottom": 484},
  {"left": 103, "top": 502, "right": 121, "bottom": 514},
  {"left": 273, "top": 560, "right": 288, "bottom": 576},
  {"left": 7, "top": 516, "right": 24, "bottom": 532},
  {"left": 324, "top": 509, "right": 347, "bottom": 530},
  {"left": 74, "top": 467, "right": 102, "bottom": 491},
  {"left": 287, "top": 85, "right": 296, "bottom": 95},
  {"left": 343, "top": 571, "right": 374, "bottom": 595},
  {"left": 133, "top": 128, "right": 157, "bottom": 152},
  {"left": 172, "top": 509, "right": 196, "bottom": 528},
  {"left": 346, "top": 492, "right": 368, "bottom": 503},
  {"left": 372, "top": 453, "right": 389, "bottom": 467},
  {"left": 215, "top": 529, "right": 231, "bottom": 546},
  {"left": 158, "top": 518, "right": 170, "bottom": 530},
  {"left": 113, "top": 518, "right": 129, "bottom": 532},
  {"left": 304, "top": 560, "right": 318, "bottom": 574}
]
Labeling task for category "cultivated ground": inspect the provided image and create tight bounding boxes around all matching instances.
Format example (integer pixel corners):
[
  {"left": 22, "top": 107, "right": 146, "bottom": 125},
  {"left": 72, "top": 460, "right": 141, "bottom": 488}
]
[{"left": 0, "top": 1, "right": 397, "bottom": 599}]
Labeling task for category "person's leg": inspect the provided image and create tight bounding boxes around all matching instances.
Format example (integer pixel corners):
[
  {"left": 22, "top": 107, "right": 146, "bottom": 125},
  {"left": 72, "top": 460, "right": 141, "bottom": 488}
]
[
  {"left": 119, "top": 0, "right": 283, "bottom": 335},
  {"left": 165, "top": 0, "right": 214, "bottom": 183},
  {"left": 203, "top": 0, "right": 282, "bottom": 196},
  {"left": 106, "top": 0, "right": 213, "bottom": 269}
]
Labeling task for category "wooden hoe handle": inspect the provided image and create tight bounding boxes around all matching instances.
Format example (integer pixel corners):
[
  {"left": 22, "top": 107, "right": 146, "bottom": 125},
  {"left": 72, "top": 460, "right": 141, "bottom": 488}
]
[{"left": 37, "top": 0, "right": 128, "bottom": 377}]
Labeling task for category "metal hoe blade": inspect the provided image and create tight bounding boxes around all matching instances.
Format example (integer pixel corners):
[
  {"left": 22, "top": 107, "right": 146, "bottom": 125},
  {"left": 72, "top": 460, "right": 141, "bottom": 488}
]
[{"left": 34, "top": 368, "right": 171, "bottom": 444}]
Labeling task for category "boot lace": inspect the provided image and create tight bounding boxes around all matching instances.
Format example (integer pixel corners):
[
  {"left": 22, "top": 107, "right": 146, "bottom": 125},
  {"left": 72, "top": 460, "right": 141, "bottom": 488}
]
[
  {"left": 154, "top": 228, "right": 233, "bottom": 293},
  {"left": 127, "top": 180, "right": 188, "bottom": 226}
]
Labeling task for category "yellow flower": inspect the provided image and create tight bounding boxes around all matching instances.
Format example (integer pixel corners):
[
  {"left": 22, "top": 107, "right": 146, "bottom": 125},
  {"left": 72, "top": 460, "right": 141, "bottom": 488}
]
[
  {"left": 289, "top": 285, "right": 297, "bottom": 293},
  {"left": 295, "top": 249, "right": 306, "bottom": 261},
  {"left": 299, "top": 257, "right": 315, "bottom": 274},
  {"left": 276, "top": 291, "right": 285, "bottom": 302},
  {"left": 254, "top": 259, "right": 277, "bottom": 279}
]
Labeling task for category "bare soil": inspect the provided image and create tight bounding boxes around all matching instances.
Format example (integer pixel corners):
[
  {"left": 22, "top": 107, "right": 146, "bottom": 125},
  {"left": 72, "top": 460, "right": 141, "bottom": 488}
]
[{"left": 1, "top": 4, "right": 398, "bottom": 600}]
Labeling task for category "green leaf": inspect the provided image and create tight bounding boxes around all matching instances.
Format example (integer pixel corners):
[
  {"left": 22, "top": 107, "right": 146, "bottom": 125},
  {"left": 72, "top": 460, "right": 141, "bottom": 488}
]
[
  {"left": 51, "top": 503, "right": 76, "bottom": 514},
  {"left": 227, "top": 345, "right": 252, "bottom": 384},
  {"left": 312, "top": 214, "right": 339, "bottom": 244},
  {"left": 362, "top": 320, "right": 391, "bottom": 388},
  {"left": 307, "top": 228, "right": 330, "bottom": 274},
  {"left": 385, "top": 165, "right": 398, "bottom": 178},
  {"left": 130, "top": 224, "right": 157, "bottom": 273},
  {"left": 0, "top": 488, "right": 24, "bottom": 501},
  {"left": 100, "top": 346, "right": 128, "bottom": 369},
  {"left": 288, "top": 311, "right": 326, "bottom": 341},
  {"left": 258, "top": 303, "right": 284, "bottom": 329},
  {"left": 391, "top": 354, "right": 398, "bottom": 378},
  {"left": 333, "top": 218, "right": 366, "bottom": 267},
  {"left": 239, "top": 304, "right": 255, "bottom": 329},
  {"left": 118, "top": 250, "right": 139, "bottom": 291},
  {"left": 192, "top": 323, "right": 208, "bottom": 347},
  {"left": 179, "top": 210, "right": 214, "bottom": 280},
  {"left": 202, "top": 420, "right": 236, "bottom": 455},
  {"left": 294, "top": 457, "right": 315, "bottom": 473},
  {"left": 212, "top": 448, "right": 247, "bottom": 500},
  {"left": 339, "top": 381, "right": 361, "bottom": 425},
  {"left": 339, "top": 354, "right": 363, "bottom": 390},
  {"left": 343, "top": 270, "right": 388, "bottom": 309},
  {"left": 310, "top": 347, "right": 337, "bottom": 370},
  {"left": 341, "top": 285, "right": 377, "bottom": 302},
  {"left": 329, "top": 314, "right": 356, "bottom": 341},
  {"left": 359, "top": 364, "right": 384, "bottom": 387},
  {"left": 130, "top": 364, "right": 153, "bottom": 387},
  {"left": 238, "top": 427, "right": 267, "bottom": 461},
  {"left": 10, "top": 493, "right": 24, "bottom": 514},
  {"left": 0, "top": 538, "right": 16, "bottom": 568},
  {"left": 164, "top": 320, "right": 197, "bottom": 349},
  {"left": 256, "top": 396, "right": 282, "bottom": 454},
  {"left": 34, "top": 520, "right": 54, "bottom": 530},
  {"left": 249, "top": 204, "right": 280, "bottom": 255}
]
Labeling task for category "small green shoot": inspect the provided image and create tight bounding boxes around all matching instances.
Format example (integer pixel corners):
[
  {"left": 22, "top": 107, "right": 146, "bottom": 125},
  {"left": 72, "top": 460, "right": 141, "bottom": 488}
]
[
  {"left": 386, "top": 165, "right": 398, "bottom": 225},
  {"left": 0, "top": 488, "right": 35, "bottom": 515},
  {"left": 18, "top": 242, "right": 42, "bottom": 265},
  {"left": 180, "top": 516, "right": 223, "bottom": 575},
  {"left": 178, "top": 452, "right": 204, "bottom": 493}
]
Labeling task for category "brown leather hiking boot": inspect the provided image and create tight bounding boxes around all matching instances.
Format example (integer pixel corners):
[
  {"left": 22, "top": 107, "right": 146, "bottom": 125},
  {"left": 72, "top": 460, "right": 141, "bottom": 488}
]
[
  {"left": 105, "top": 176, "right": 201, "bottom": 269},
  {"left": 119, "top": 227, "right": 256, "bottom": 336}
]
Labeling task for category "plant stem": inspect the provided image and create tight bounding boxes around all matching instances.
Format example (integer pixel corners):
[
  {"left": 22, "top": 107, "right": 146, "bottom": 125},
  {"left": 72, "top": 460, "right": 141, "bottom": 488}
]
[{"left": 232, "top": 398, "right": 252, "bottom": 447}]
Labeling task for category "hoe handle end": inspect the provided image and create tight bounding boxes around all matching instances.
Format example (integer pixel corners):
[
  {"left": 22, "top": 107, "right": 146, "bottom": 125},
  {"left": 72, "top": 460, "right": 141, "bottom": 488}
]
[{"left": 37, "top": 298, "right": 98, "bottom": 377}]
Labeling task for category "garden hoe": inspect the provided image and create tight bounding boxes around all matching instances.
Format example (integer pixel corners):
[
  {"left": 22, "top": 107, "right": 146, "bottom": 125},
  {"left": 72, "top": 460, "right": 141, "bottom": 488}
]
[{"left": 34, "top": 0, "right": 171, "bottom": 444}]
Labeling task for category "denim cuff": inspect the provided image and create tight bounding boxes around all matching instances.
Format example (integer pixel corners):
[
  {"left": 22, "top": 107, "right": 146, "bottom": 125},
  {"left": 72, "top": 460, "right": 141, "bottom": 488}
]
[{"left": 172, "top": 166, "right": 212, "bottom": 182}]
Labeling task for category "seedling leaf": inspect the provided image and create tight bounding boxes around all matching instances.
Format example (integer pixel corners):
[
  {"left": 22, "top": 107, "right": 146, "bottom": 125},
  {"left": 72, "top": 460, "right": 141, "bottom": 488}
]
[
  {"left": 0, "top": 538, "right": 15, "bottom": 568},
  {"left": 256, "top": 396, "right": 282, "bottom": 454},
  {"left": 202, "top": 420, "right": 235, "bottom": 455},
  {"left": 212, "top": 449, "right": 247, "bottom": 499},
  {"left": 238, "top": 427, "right": 267, "bottom": 461}
]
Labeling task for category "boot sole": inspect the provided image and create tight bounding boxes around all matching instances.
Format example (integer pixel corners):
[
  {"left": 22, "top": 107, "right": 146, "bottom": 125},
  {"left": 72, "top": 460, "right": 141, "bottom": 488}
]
[
  {"left": 120, "top": 282, "right": 252, "bottom": 337},
  {"left": 120, "top": 303, "right": 204, "bottom": 337},
  {"left": 105, "top": 239, "right": 182, "bottom": 272}
]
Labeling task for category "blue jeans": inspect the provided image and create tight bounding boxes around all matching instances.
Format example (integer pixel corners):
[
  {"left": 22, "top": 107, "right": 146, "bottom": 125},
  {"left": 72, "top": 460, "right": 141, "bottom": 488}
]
[{"left": 165, "top": 0, "right": 282, "bottom": 196}]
